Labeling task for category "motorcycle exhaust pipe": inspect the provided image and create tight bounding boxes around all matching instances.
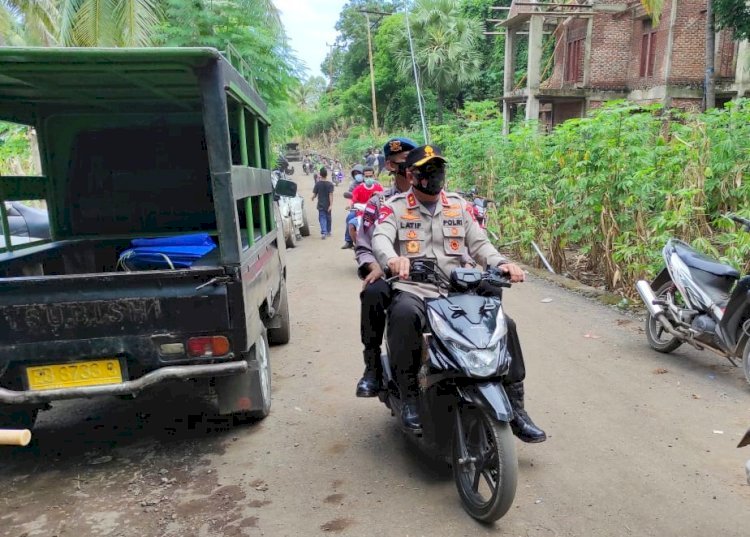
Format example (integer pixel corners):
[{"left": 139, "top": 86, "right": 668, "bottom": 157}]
[
  {"left": 636, "top": 280, "right": 684, "bottom": 339},
  {"left": 636, "top": 280, "right": 664, "bottom": 317}
]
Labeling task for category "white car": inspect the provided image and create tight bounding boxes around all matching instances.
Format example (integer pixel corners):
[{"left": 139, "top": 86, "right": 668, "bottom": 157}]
[{"left": 272, "top": 172, "right": 309, "bottom": 248}]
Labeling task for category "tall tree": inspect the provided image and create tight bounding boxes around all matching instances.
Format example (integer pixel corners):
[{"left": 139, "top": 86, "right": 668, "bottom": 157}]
[
  {"left": 394, "top": 0, "right": 482, "bottom": 122},
  {"left": 713, "top": 0, "right": 750, "bottom": 40},
  {"left": 157, "top": 0, "right": 300, "bottom": 106},
  {"left": 0, "top": 0, "right": 163, "bottom": 46}
]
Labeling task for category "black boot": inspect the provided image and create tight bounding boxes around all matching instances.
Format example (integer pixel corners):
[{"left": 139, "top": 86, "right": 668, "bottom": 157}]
[
  {"left": 355, "top": 351, "right": 382, "bottom": 397},
  {"left": 397, "top": 376, "right": 422, "bottom": 432},
  {"left": 400, "top": 397, "right": 422, "bottom": 432},
  {"left": 506, "top": 381, "right": 546, "bottom": 443}
]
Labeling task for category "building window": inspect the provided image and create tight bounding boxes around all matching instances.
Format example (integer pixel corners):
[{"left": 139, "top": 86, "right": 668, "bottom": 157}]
[
  {"left": 565, "top": 38, "right": 584, "bottom": 83},
  {"left": 640, "top": 20, "right": 657, "bottom": 78},
  {"left": 718, "top": 32, "right": 736, "bottom": 78}
]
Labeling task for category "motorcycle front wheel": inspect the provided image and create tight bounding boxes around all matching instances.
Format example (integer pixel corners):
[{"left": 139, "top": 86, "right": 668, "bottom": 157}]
[
  {"left": 452, "top": 406, "right": 517, "bottom": 523},
  {"left": 646, "top": 281, "right": 683, "bottom": 353}
]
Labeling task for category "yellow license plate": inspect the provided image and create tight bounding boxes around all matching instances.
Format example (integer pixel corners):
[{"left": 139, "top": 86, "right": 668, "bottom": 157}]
[{"left": 26, "top": 359, "right": 123, "bottom": 391}]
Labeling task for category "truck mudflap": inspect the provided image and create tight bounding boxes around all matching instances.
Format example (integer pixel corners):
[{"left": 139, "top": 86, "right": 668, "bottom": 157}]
[{"left": 0, "top": 360, "right": 248, "bottom": 405}]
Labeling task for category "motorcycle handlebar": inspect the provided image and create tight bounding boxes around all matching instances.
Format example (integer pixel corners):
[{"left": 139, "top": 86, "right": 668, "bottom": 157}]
[{"left": 383, "top": 262, "right": 511, "bottom": 288}]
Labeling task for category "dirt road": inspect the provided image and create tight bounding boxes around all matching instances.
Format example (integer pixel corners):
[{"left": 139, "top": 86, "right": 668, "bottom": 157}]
[{"left": 3, "top": 174, "right": 750, "bottom": 537}]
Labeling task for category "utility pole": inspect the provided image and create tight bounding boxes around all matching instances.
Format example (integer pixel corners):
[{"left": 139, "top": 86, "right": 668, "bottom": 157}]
[
  {"left": 405, "top": 7, "right": 429, "bottom": 143},
  {"left": 325, "top": 42, "right": 336, "bottom": 92},
  {"left": 363, "top": 11, "right": 379, "bottom": 134}
]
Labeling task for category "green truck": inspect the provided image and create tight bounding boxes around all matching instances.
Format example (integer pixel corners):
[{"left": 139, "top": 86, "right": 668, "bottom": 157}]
[{"left": 0, "top": 47, "right": 291, "bottom": 429}]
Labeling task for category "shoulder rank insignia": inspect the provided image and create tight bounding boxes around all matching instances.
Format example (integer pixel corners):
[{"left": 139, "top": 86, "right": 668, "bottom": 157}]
[
  {"left": 406, "top": 193, "right": 418, "bottom": 208},
  {"left": 440, "top": 191, "right": 450, "bottom": 206}
]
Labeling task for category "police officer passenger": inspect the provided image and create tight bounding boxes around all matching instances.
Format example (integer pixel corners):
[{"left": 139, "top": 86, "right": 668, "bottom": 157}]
[
  {"left": 371, "top": 145, "right": 546, "bottom": 442},
  {"left": 353, "top": 137, "right": 418, "bottom": 396}
]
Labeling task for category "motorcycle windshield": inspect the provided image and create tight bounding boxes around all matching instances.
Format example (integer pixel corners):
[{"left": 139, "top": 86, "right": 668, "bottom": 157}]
[{"left": 426, "top": 295, "right": 503, "bottom": 349}]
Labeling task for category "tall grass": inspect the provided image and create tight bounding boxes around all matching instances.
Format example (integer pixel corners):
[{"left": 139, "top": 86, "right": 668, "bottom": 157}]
[{"left": 431, "top": 99, "right": 750, "bottom": 295}]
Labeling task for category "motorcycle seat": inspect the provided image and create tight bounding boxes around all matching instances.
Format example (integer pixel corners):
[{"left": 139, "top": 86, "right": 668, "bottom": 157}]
[{"left": 673, "top": 242, "right": 740, "bottom": 279}]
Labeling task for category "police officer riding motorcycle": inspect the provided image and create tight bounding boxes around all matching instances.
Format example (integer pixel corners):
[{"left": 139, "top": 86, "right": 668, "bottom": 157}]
[{"left": 371, "top": 145, "right": 546, "bottom": 443}]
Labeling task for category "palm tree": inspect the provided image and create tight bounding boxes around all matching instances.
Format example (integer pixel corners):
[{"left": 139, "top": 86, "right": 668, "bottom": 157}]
[
  {"left": 0, "top": 0, "right": 163, "bottom": 46},
  {"left": 395, "top": 0, "right": 482, "bottom": 122}
]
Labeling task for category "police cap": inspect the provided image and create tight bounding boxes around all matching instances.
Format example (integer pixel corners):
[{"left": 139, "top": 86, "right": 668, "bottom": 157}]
[{"left": 383, "top": 137, "right": 417, "bottom": 158}]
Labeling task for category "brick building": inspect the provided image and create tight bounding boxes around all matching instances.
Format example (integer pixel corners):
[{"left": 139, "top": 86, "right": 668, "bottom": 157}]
[{"left": 500, "top": 0, "right": 750, "bottom": 131}]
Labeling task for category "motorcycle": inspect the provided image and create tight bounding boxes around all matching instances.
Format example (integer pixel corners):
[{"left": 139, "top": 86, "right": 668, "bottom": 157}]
[
  {"left": 461, "top": 187, "right": 494, "bottom": 230},
  {"left": 379, "top": 259, "right": 517, "bottom": 522},
  {"left": 333, "top": 170, "right": 344, "bottom": 186},
  {"left": 739, "top": 427, "right": 750, "bottom": 485},
  {"left": 302, "top": 160, "right": 312, "bottom": 175},
  {"left": 635, "top": 214, "right": 750, "bottom": 384},
  {"left": 275, "top": 155, "right": 294, "bottom": 176}
]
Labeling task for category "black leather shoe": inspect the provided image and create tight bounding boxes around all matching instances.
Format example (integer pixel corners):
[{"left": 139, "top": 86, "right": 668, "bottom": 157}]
[
  {"left": 400, "top": 399, "right": 422, "bottom": 432},
  {"left": 510, "top": 411, "right": 547, "bottom": 443},
  {"left": 355, "top": 369, "right": 381, "bottom": 397},
  {"left": 341, "top": 241, "right": 353, "bottom": 249}
]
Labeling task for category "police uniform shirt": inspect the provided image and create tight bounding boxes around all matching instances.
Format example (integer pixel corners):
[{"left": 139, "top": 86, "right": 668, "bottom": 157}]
[{"left": 372, "top": 188, "right": 509, "bottom": 299}]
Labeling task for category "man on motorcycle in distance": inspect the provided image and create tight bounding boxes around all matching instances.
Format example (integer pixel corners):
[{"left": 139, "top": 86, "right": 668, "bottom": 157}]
[
  {"left": 352, "top": 137, "right": 418, "bottom": 397},
  {"left": 371, "top": 145, "right": 546, "bottom": 442}
]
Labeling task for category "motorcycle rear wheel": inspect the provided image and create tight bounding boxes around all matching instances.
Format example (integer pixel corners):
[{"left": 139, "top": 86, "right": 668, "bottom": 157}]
[
  {"left": 452, "top": 406, "right": 517, "bottom": 523},
  {"left": 646, "top": 281, "right": 683, "bottom": 353}
]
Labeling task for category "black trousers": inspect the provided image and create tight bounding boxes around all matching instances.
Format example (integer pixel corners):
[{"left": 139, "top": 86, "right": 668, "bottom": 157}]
[
  {"left": 386, "top": 291, "right": 526, "bottom": 393},
  {"left": 360, "top": 278, "right": 392, "bottom": 358}
]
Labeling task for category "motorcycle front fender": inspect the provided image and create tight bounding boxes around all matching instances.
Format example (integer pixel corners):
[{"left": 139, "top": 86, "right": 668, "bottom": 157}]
[{"left": 457, "top": 382, "right": 513, "bottom": 423}]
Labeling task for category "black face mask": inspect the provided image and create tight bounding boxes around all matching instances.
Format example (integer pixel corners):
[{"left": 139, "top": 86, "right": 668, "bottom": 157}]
[{"left": 412, "top": 165, "right": 446, "bottom": 196}]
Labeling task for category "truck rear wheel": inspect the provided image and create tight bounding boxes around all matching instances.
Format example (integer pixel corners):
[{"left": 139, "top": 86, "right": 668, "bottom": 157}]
[
  {"left": 247, "top": 331, "right": 272, "bottom": 420},
  {"left": 267, "top": 280, "right": 291, "bottom": 345},
  {"left": 219, "top": 330, "right": 272, "bottom": 422}
]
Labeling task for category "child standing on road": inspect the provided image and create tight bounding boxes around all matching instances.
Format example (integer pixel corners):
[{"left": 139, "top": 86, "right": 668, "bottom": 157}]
[{"left": 312, "top": 167, "right": 334, "bottom": 239}]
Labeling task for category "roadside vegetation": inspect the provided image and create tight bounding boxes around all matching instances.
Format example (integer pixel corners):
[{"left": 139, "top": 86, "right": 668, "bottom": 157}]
[{"left": 431, "top": 99, "right": 750, "bottom": 296}]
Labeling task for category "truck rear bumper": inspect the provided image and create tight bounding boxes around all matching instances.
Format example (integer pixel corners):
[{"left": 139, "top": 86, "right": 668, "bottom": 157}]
[{"left": 0, "top": 360, "right": 248, "bottom": 405}]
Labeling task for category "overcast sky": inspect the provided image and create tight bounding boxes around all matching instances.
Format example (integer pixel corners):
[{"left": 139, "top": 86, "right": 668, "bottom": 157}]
[{"left": 276, "top": 0, "right": 348, "bottom": 80}]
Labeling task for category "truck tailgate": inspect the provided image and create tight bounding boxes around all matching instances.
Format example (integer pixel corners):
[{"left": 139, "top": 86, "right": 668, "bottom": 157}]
[{"left": 0, "top": 269, "right": 232, "bottom": 346}]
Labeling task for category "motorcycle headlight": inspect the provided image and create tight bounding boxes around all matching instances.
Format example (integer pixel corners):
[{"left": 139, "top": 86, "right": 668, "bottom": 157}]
[{"left": 427, "top": 309, "right": 502, "bottom": 378}]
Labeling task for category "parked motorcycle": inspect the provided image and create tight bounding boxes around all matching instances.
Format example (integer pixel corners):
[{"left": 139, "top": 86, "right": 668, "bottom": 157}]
[
  {"left": 739, "top": 427, "right": 750, "bottom": 485},
  {"left": 460, "top": 187, "right": 494, "bottom": 230},
  {"left": 275, "top": 155, "right": 295, "bottom": 176},
  {"left": 635, "top": 214, "right": 750, "bottom": 384},
  {"left": 379, "top": 259, "right": 517, "bottom": 522}
]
